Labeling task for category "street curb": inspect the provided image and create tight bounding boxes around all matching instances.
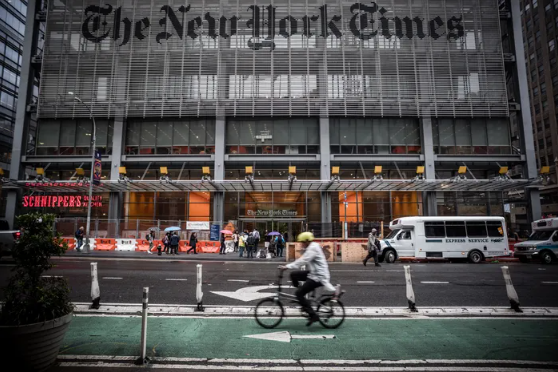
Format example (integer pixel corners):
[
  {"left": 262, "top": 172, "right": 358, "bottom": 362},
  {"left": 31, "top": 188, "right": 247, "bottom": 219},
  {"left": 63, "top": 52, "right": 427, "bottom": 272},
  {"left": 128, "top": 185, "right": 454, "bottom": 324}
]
[{"left": 71, "top": 303, "right": 558, "bottom": 318}]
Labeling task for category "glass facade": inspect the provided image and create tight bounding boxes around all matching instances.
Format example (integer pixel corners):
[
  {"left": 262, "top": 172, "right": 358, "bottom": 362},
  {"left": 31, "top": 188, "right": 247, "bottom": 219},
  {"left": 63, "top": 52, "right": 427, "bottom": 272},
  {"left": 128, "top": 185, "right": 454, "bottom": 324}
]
[
  {"left": 125, "top": 119, "right": 215, "bottom": 155},
  {"left": 226, "top": 119, "right": 319, "bottom": 155},
  {"left": 36, "top": 119, "right": 114, "bottom": 155}
]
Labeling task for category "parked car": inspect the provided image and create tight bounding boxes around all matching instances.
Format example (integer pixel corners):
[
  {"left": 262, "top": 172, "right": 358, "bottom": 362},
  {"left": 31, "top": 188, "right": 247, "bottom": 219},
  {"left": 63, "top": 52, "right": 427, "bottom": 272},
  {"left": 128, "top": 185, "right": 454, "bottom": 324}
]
[{"left": 0, "top": 219, "right": 21, "bottom": 258}]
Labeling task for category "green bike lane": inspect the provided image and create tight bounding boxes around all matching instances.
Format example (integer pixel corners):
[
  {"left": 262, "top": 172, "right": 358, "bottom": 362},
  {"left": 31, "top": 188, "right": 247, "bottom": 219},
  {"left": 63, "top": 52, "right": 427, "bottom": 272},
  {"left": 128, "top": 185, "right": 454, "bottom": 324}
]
[{"left": 60, "top": 316, "right": 558, "bottom": 362}]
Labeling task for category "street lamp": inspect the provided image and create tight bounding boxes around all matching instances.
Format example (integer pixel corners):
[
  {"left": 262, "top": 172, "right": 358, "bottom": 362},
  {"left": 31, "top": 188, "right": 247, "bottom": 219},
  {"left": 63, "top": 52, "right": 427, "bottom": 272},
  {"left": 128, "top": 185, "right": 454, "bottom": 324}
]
[{"left": 68, "top": 92, "right": 97, "bottom": 253}]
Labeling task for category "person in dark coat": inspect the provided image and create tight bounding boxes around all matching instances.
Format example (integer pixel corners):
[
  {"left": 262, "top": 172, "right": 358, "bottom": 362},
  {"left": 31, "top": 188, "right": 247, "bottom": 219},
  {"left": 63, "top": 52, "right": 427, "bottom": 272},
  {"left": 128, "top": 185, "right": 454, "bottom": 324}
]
[
  {"left": 187, "top": 232, "right": 198, "bottom": 254},
  {"left": 363, "top": 229, "right": 381, "bottom": 267},
  {"left": 170, "top": 232, "right": 180, "bottom": 255},
  {"left": 219, "top": 233, "right": 227, "bottom": 255}
]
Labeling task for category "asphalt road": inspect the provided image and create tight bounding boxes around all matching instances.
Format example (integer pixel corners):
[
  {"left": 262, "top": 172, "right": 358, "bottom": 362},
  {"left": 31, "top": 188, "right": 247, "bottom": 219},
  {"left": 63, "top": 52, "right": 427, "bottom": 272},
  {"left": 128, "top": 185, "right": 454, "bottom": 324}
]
[{"left": 1, "top": 258, "right": 557, "bottom": 307}]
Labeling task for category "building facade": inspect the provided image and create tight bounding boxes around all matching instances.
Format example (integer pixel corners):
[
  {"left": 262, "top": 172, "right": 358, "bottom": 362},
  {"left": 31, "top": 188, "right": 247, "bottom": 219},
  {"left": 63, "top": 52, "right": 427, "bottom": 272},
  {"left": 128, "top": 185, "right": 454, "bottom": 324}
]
[
  {"left": 5, "top": 0, "right": 542, "bottom": 238},
  {"left": 520, "top": 0, "right": 558, "bottom": 220}
]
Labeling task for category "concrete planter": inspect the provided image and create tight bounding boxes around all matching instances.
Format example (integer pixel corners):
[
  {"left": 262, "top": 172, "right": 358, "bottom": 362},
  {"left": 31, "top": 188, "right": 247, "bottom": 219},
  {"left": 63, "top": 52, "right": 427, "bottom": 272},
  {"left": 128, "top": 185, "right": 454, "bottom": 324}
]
[{"left": 0, "top": 312, "right": 72, "bottom": 371}]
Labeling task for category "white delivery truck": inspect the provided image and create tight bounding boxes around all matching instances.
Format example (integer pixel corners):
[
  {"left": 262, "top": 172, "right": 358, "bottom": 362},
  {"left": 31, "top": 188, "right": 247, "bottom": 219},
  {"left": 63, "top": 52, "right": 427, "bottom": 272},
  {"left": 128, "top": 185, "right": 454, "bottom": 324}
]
[
  {"left": 379, "top": 216, "right": 509, "bottom": 263},
  {"left": 514, "top": 218, "right": 558, "bottom": 264}
]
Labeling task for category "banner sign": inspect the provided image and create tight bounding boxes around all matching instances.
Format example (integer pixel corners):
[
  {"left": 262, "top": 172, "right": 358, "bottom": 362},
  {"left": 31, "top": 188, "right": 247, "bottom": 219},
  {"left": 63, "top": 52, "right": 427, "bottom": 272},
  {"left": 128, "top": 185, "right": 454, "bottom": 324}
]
[
  {"left": 41, "top": 0, "right": 507, "bottom": 119},
  {"left": 210, "top": 224, "right": 220, "bottom": 241},
  {"left": 22, "top": 195, "right": 103, "bottom": 208},
  {"left": 93, "top": 150, "right": 102, "bottom": 186},
  {"left": 247, "top": 209, "right": 298, "bottom": 217},
  {"left": 186, "top": 221, "right": 210, "bottom": 230}
]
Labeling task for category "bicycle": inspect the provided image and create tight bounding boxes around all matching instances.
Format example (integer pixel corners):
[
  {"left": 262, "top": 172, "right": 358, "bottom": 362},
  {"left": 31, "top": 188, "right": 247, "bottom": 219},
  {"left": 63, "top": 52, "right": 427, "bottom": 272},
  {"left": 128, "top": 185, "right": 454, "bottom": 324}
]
[{"left": 254, "top": 269, "right": 346, "bottom": 329}]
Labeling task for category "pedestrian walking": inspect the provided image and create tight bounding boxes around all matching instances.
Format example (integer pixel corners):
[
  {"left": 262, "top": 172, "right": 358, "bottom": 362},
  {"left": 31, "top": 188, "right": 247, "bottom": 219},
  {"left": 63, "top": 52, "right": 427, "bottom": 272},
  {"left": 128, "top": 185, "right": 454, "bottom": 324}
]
[
  {"left": 219, "top": 233, "right": 227, "bottom": 254},
  {"left": 238, "top": 232, "right": 246, "bottom": 257},
  {"left": 146, "top": 229, "right": 155, "bottom": 254},
  {"left": 276, "top": 233, "right": 285, "bottom": 257},
  {"left": 162, "top": 232, "right": 170, "bottom": 254},
  {"left": 187, "top": 232, "right": 198, "bottom": 254},
  {"left": 75, "top": 226, "right": 84, "bottom": 252},
  {"left": 363, "top": 229, "right": 381, "bottom": 267},
  {"left": 246, "top": 232, "right": 256, "bottom": 258},
  {"left": 170, "top": 231, "right": 180, "bottom": 255},
  {"left": 232, "top": 230, "right": 239, "bottom": 252}
]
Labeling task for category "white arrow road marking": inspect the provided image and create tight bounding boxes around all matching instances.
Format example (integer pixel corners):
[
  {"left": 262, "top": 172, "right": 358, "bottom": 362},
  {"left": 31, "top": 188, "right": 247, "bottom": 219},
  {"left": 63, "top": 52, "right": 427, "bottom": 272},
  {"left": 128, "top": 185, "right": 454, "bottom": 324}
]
[
  {"left": 243, "top": 331, "right": 336, "bottom": 343},
  {"left": 211, "top": 285, "right": 277, "bottom": 302}
]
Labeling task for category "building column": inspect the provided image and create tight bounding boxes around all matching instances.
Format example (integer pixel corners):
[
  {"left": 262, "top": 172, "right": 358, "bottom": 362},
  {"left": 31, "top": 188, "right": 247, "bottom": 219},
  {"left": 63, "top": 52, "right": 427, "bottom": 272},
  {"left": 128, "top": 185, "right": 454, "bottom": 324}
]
[
  {"left": 6, "top": 0, "right": 41, "bottom": 228},
  {"left": 108, "top": 117, "right": 124, "bottom": 224},
  {"left": 511, "top": 0, "right": 541, "bottom": 221},
  {"left": 213, "top": 118, "right": 225, "bottom": 225},
  {"left": 421, "top": 117, "right": 437, "bottom": 216},
  {"left": 320, "top": 118, "right": 332, "bottom": 226}
]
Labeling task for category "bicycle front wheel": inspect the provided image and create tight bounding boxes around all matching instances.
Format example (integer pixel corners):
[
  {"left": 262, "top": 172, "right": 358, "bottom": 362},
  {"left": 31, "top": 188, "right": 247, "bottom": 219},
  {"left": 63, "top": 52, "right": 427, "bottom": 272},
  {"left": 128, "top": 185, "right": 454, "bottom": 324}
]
[
  {"left": 255, "top": 298, "right": 285, "bottom": 329},
  {"left": 317, "top": 297, "right": 345, "bottom": 329}
]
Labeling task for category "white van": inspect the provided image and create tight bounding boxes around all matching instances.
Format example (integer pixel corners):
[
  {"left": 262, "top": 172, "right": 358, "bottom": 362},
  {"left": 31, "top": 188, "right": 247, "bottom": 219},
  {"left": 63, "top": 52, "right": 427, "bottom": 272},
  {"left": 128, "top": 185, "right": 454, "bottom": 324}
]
[
  {"left": 379, "top": 216, "right": 509, "bottom": 263},
  {"left": 514, "top": 218, "right": 558, "bottom": 264}
]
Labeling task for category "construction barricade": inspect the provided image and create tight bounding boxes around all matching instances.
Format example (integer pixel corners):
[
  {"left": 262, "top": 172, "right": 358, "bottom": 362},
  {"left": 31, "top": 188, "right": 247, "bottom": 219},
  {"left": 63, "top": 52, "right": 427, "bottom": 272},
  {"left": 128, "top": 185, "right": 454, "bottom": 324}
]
[
  {"left": 61, "top": 238, "right": 76, "bottom": 250},
  {"left": 135, "top": 239, "right": 161, "bottom": 252},
  {"left": 115, "top": 239, "right": 137, "bottom": 251},
  {"left": 95, "top": 238, "right": 117, "bottom": 251}
]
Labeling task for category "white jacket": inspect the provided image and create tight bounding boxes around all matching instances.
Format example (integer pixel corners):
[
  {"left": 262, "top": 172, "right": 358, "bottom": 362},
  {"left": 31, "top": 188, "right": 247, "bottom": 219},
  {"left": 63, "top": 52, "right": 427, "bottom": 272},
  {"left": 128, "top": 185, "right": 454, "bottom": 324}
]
[{"left": 286, "top": 242, "right": 331, "bottom": 286}]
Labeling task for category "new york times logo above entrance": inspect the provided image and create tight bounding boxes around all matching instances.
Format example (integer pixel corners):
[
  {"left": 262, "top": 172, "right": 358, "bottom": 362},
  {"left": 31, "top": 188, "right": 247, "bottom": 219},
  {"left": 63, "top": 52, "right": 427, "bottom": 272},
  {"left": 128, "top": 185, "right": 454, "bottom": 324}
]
[{"left": 81, "top": 2, "right": 465, "bottom": 49}]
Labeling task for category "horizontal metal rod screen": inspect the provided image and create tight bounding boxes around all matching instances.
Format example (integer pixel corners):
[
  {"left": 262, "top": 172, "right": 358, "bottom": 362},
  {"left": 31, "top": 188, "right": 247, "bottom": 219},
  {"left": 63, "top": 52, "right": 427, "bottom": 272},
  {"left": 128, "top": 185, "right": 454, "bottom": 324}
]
[{"left": 39, "top": 0, "right": 508, "bottom": 118}]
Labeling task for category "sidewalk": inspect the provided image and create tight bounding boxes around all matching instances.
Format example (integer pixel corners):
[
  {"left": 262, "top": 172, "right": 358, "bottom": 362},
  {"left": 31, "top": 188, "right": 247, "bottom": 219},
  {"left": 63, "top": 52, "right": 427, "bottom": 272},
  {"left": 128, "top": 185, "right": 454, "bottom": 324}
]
[{"left": 61, "top": 250, "right": 288, "bottom": 262}]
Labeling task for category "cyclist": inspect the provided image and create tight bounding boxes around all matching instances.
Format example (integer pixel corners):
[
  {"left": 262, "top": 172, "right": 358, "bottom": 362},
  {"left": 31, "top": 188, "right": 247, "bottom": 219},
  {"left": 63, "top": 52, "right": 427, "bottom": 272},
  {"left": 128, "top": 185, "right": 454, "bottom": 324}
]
[{"left": 279, "top": 232, "right": 339, "bottom": 326}]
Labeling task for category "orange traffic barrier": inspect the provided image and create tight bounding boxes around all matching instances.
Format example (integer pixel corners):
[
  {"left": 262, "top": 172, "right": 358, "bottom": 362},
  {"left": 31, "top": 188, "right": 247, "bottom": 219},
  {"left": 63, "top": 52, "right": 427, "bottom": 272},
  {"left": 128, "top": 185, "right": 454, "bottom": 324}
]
[
  {"left": 96, "top": 238, "right": 116, "bottom": 251},
  {"left": 61, "top": 238, "right": 75, "bottom": 250},
  {"left": 135, "top": 239, "right": 161, "bottom": 252}
]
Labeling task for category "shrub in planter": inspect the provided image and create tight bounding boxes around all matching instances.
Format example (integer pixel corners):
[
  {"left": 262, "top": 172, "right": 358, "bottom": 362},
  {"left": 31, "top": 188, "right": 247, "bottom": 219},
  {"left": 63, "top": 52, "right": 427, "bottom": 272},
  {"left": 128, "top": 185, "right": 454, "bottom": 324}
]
[{"left": 0, "top": 213, "right": 74, "bottom": 371}]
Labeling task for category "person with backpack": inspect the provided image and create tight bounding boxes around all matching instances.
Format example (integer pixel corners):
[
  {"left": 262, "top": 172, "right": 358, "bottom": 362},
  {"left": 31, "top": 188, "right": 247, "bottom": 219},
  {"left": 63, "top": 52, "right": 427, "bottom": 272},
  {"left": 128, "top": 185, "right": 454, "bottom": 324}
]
[
  {"left": 170, "top": 231, "right": 180, "bottom": 255},
  {"left": 162, "top": 232, "right": 170, "bottom": 254},
  {"left": 246, "top": 232, "right": 256, "bottom": 258},
  {"left": 363, "top": 229, "right": 381, "bottom": 267},
  {"left": 75, "top": 226, "right": 84, "bottom": 252},
  {"left": 276, "top": 234, "right": 285, "bottom": 258}
]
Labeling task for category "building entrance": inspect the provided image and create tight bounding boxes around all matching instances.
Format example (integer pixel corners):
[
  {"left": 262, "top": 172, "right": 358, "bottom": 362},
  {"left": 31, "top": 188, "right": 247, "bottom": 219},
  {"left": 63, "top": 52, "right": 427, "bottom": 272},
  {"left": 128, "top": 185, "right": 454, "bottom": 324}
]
[{"left": 239, "top": 219, "right": 305, "bottom": 243}]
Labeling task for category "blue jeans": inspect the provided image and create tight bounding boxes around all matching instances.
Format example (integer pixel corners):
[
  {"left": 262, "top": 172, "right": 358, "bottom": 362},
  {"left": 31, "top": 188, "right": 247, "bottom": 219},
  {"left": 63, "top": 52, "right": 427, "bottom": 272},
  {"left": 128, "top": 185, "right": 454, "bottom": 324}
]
[
  {"left": 239, "top": 246, "right": 244, "bottom": 257},
  {"left": 276, "top": 246, "right": 284, "bottom": 257},
  {"left": 76, "top": 239, "right": 83, "bottom": 251}
]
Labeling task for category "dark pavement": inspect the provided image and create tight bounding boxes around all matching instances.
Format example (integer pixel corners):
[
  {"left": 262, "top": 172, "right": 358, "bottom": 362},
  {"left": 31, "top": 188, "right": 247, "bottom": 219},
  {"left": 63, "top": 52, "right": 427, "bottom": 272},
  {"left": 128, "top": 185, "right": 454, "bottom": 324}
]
[{"left": 1, "top": 258, "right": 557, "bottom": 307}]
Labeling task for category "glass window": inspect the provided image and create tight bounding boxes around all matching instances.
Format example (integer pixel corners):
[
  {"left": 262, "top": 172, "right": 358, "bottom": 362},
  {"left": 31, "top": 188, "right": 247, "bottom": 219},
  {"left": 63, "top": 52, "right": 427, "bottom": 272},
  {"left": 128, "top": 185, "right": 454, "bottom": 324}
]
[
  {"left": 37, "top": 120, "right": 60, "bottom": 147},
  {"left": 425, "top": 222, "right": 445, "bottom": 238},
  {"left": 75, "top": 120, "right": 92, "bottom": 147},
  {"left": 487, "top": 221, "right": 504, "bottom": 237},
  {"left": 466, "top": 222, "right": 487, "bottom": 237},
  {"left": 290, "top": 120, "right": 307, "bottom": 145},
  {"left": 400, "top": 230, "right": 412, "bottom": 240},
  {"left": 173, "top": 122, "right": 189, "bottom": 146},
  {"left": 126, "top": 122, "right": 140, "bottom": 146},
  {"left": 445, "top": 221, "right": 466, "bottom": 237},
  {"left": 471, "top": 119, "right": 488, "bottom": 146},
  {"left": 140, "top": 122, "right": 156, "bottom": 146}
]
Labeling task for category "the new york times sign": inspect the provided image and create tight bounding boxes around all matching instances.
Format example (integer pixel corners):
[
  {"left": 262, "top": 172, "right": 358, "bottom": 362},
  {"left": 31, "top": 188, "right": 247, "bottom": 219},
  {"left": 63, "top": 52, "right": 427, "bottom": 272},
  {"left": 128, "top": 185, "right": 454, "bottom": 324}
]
[{"left": 82, "top": 2, "right": 465, "bottom": 50}]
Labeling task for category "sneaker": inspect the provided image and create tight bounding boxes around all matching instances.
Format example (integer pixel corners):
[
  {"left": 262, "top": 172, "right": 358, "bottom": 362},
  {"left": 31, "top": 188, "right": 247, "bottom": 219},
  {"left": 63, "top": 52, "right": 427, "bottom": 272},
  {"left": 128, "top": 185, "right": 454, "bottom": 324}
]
[
  {"left": 332, "top": 284, "right": 342, "bottom": 301},
  {"left": 306, "top": 316, "right": 320, "bottom": 327}
]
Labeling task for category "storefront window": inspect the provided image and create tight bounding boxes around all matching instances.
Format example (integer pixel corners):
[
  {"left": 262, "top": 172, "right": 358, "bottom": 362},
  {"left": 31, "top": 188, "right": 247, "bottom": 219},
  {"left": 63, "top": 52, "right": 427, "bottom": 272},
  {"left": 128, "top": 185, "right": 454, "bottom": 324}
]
[
  {"left": 330, "top": 118, "right": 421, "bottom": 155},
  {"left": 226, "top": 118, "right": 319, "bottom": 155},
  {"left": 437, "top": 192, "right": 504, "bottom": 216},
  {"left": 123, "top": 191, "right": 212, "bottom": 221},
  {"left": 36, "top": 119, "right": 113, "bottom": 155},
  {"left": 433, "top": 118, "right": 511, "bottom": 155},
  {"left": 125, "top": 119, "right": 215, "bottom": 155}
]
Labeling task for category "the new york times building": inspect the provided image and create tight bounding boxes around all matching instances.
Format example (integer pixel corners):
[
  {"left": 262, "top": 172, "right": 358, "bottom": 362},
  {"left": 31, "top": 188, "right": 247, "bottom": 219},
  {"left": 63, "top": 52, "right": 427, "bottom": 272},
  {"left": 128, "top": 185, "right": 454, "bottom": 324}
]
[{"left": 7, "top": 0, "right": 540, "bottom": 237}]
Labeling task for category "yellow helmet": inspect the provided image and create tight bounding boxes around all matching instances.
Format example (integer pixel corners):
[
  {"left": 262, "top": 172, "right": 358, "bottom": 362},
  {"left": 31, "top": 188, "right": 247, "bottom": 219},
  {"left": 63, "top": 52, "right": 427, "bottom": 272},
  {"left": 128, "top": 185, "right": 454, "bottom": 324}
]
[{"left": 297, "top": 231, "right": 315, "bottom": 242}]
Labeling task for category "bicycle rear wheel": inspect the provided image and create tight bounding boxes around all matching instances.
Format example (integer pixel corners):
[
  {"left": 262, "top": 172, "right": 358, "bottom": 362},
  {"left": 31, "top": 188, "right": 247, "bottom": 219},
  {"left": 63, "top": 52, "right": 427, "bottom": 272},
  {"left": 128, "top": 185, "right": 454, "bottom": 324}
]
[
  {"left": 255, "top": 298, "right": 285, "bottom": 329},
  {"left": 317, "top": 297, "right": 345, "bottom": 329}
]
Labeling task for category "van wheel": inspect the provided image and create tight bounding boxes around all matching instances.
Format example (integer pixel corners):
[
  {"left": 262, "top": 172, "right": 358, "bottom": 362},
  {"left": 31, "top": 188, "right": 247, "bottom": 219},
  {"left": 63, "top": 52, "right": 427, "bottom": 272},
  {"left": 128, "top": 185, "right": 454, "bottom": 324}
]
[
  {"left": 518, "top": 256, "right": 530, "bottom": 263},
  {"left": 384, "top": 250, "right": 396, "bottom": 263},
  {"left": 468, "top": 250, "right": 483, "bottom": 264},
  {"left": 540, "top": 251, "right": 554, "bottom": 265}
]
